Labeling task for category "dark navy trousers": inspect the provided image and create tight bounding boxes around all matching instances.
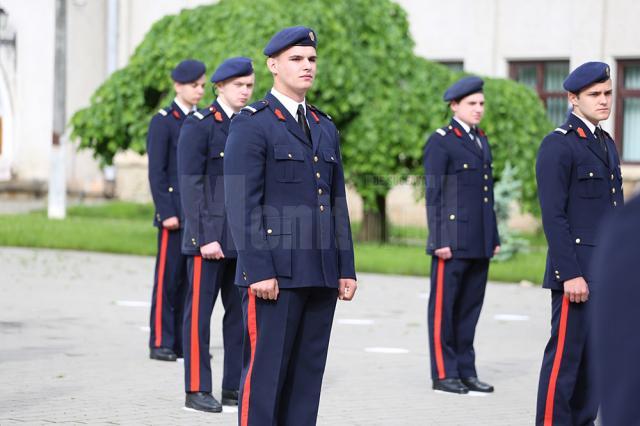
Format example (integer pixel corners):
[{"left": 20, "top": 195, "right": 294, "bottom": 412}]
[
  {"left": 427, "top": 256, "right": 489, "bottom": 380},
  {"left": 149, "top": 227, "right": 187, "bottom": 355},
  {"left": 238, "top": 287, "right": 338, "bottom": 426},
  {"left": 183, "top": 255, "right": 243, "bottom": 393},
  {"left": 536, "top": 290, "right": 597, "bottom": 426}
]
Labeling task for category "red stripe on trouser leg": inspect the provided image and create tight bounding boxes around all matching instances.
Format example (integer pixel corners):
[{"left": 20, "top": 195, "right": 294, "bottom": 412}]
[
  {"left": 544, "top": 296, "right": 570, "bottom": 426},
  {"left": 154, "top": 228, "right": 169, "bottom": 347},
  {"left": 241, "top": 290, "right": 258, "bottom": 426},
  {"left": 434, "top": 258, "right": 446, "bottom": 379},
  {"left": 189, "top": 256, "right": 202, "bottom": 391}
]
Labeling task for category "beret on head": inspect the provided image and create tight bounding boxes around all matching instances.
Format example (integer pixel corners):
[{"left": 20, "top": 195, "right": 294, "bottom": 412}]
[
  {"left": 443, "top": 76, "right": 484, "bottom": 102},
  {"left": 171, "top": 59, "right": 206, "bottom": 83},
  {"left": 211, "top": 57, "right": 254, "bottom": 83},
  {"left": 263, "top": 26, "right": 317, "bottom": 57},
  {"left": 563, "top": 61, "right": 611, "bottom": 93}
]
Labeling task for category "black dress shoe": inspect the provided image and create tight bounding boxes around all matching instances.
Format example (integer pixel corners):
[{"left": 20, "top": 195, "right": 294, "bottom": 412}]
[
  {"left": 149, "top": 347, "right": 177, "bottom": 362},
  {"left": 432, "top": 378, "right": 469, "bottom": 394},
  {"left": 461, "top": 377, "right": 494, "bottom": 393},
  {"left": 185, "top": 392, "right": 222, "bottom": 413},
  {"left": 221, "top": 389, "right": 239, "bottom": 406}
]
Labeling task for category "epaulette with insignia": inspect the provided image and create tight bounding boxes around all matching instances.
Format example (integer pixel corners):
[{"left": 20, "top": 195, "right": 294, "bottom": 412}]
[
  {"left": 307, "top": 104, "right": 332, "bottom": 121},
  {"left": 241, "top": 100, "right": 269, "bottom": 115},
  {"left": 553, "top": 124, "right": 573, "bottom": 135},
  {"left": 194, "top": 106, "right": 213, "bottom": 121},
  {"left": 435, "top": 128, "right": 447, "bottom": 136},
  {"left": 157, "top": 108, "right": 168, "bottom": 117}
]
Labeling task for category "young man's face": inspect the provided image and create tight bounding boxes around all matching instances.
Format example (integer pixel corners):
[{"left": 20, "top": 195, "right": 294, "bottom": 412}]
[
  {"left": 216, "top": 74, "right": 255, "bottom": 111},
  {"left": 451, "top": 92, "right": 485, "bottom": 127},
  {"left": 174, "top": 74, "right": 207, "bottom": 108},
  {"left": 268, "top": 45, "right": 317, "bottom": 99},
  {"left": 569, "top": 79, "right": 613, "bottom": 125}
]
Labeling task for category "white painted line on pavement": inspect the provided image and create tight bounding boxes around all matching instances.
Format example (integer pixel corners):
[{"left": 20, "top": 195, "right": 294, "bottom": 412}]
[
  {"left": 337, "top": 319, "right": 375, "bottom": 325},
  {"left": 139, "top": 326, "right": 151, "bottom": 332},
  {"left": 116, "top": 300, "right": 151, "bottom": 308},
  {"left": 223, "top": 406, "right": 238, "bottom": 413},
  {"left": 467, "top": 391, "right": 490, "bottom": 397},
  {"left": 364, "top": 347, "right": 409, "bottom": 354},
  {"left": 494, "top": 314, "right": 530, "bottom": 321},
  {"left": 181, "top": 406, "right": 237, "bottom": 414},
  {"left": 418, "top": 292, "right": 429, "bottom": 300}
]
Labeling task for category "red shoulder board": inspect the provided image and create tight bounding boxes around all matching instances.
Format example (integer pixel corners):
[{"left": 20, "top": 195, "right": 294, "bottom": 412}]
[
  {"left": 214, "top": 111, "right": 223, "bottom": 122},
  {"left": 171, "top": 110, "right": 181, "bottom": 119},
  {"left": 576, "top": 127, "right": 587, "bottom": 139},
  {"left": 310, "top": 110, "right": 320, "bottom": 123},
  {"left": 453, "top": 127, "right": 463, "bottom": 138},
  {"left": 274, "top": 108, "right": 286, "bottom": 121}
]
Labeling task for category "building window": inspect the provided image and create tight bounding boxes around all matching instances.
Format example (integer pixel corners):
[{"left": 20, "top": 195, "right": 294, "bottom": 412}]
[
  {"left": 509, "top": 61, "right": 569, "bottom": 126},
  {"left": 438, "top": 61, "right": 464, "bottom": 73},
  {"left": 616, "top": 60, "right": 640, "bottom": 162}
]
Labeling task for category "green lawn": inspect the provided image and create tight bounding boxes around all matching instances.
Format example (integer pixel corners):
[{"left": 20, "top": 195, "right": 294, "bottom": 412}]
[{"left": 0, "top": 201, "right": 545, "bottom": 283}]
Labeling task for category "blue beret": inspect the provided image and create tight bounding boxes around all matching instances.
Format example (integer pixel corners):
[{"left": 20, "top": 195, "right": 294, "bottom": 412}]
[
  {"left": 211, "top": 57, "right": 254, "bottom": 83},
  {"left": 443, "top": 76, "right": 484, "bottom": 102},
  {"left": 563, "top": 61, "right": 611, "bottom": 93},
  {"left": 263, "top": 26, "right": 317, "bottom": 57},
  {"left": 171, "top": 59, "right": 206, "bottom": 83}
]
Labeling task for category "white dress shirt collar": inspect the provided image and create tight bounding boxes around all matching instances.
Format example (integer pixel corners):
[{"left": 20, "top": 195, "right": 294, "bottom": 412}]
[
  {"left": 453, "top": 116, "right": 472, "bottom": 134},
  {"left": 174, "top": 97, "right": 196, "bottom": 116},
  {"left": 572, "top": 112, "right": 598, "bottom": 136},
  {"left": 216, "top": 97, "right": 235, "bottom": 119},
  {"left": 271, "top": 87, "right": 306, "bottom": 122}
]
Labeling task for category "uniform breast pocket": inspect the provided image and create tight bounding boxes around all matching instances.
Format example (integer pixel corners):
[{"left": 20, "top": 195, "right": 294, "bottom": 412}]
[
  {"left": 321, "top": 149, "right": 338, "bottom": 182},
  {"left": 274, "top": 145, "right": 305, "bottom": 183},
  {"left": 454, "top": 160, "right": 478, "bottom": 186},
  {"left": 576, "top": 165, "right": 606, "bottom": 198}
]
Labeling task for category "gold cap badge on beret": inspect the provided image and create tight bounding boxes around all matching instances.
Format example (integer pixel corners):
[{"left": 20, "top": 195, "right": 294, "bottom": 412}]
[{"left": 309, "top": 31, "right": 315, "bottom": 41}]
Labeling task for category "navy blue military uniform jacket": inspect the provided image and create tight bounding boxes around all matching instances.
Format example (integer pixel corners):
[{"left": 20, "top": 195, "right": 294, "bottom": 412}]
[
  {"left": 147, "top": 101, "right": 187, "bottom": 227},
  {"left": 536, "top": 113, "right": 624, "bottom": 290},
  {"left": 423, "top": 119, "right": 500, "bottom": 259},
  {"left": 177, "top": 100, "right": 236, "bottom": 257},
  {"left": 224, "top": 92, "right": 356, "bottom": 288}
]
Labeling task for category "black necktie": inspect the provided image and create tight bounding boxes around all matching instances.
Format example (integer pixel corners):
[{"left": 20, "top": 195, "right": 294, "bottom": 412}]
[
  {"left": 231, "top": 113, "right": 237, "bottom": 120},
  {"left": 595, "top": 127, "right": 608, "bottom": 154},
  {"left": 297, "top": 104, "right": 311, "bottom": 142},
  {"left": 471, "top": 128, "right": 482, "bottom": 150}
]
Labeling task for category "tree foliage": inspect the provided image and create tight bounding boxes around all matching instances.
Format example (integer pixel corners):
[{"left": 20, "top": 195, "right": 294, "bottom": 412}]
[{"left": 70, "top": 0, "right": 552, "bottom": 215}]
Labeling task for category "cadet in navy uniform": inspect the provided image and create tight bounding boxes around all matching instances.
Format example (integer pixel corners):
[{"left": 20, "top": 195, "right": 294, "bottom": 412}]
[
  {"left": 592, "top": 195, "right": 639, "bottom": 426},
  {"left": 535, "top": 62, "right": 623, "bottom": 426},
  {"left": 224, "top": 27, "right": 357, "bottom": 426},
  {"left": 178, "top": 57, "right": 255, "bottom": 413},
  {"left": 423, "top": 76, "right": 500, "bottom": 395},
  {"left": 147, "top": 59, "right": 206, "bottom": 362}
]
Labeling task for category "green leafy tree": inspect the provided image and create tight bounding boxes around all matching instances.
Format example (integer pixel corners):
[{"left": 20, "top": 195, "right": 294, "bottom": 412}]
[{"left": 70, "top": 0, "right": 552, "bottom": 242}]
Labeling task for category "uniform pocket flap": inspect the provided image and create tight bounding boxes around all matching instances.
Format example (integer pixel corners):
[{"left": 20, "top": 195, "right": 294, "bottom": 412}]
[
  {"left": 572, "top": 228, "right": 598, "bottom": 247},
  {"left": 455, "top": 161, "right": 477, "bottom": 172},
  {"left": 322, "top": 149, "right": 338, "bottom": 163},
  {"left": 263, "top": 217, "right": 293, "bottom": 236},
  {"left": 577, "top": 165, "right": 604, "bottom": 180},
  {"left": 274, "top": 145, "right": 304, "bottom": 161}
]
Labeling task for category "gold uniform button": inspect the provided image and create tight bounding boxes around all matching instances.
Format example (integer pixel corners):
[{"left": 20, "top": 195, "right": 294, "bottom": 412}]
[
  {"left": 318, "top": 188, "right": 323, "bottom": 195},
  {"left": 316, "top": 172, "right": 321, "bottom": 179},
  {"left": 611, "top": 174, "right": 614, "bottom": 180},
  {"left": 575, "top": 238, "right": 581, "bottom": 244},
  {"left": 314, "top": 156, "right": 319, "bottom": 162},
  {"left": 320, "top": 205, "right": 325, "bottom": 212},
  {"left": 614, "top": 201, "right": 617, "bottom": 207},
  {"left": 168, "top": 186, "right": 174, "bottom": 192},
  {"left": 484, "top": 174, "right": 489, "bottom": 180},
  {"left": 463, "top": 163, "right": 469, "bottom": 169},
  {"left": 330, "top": 156, "right": 335, "bottom": 161},
  {"left": 589, "top": 172, "right": 594, "bottom": 177},
  {"left": 288, "top": 153, "right": 293, "bottom": 158},
  {"left": 555, "top": 270, "right": 559, "bottom": 274},
  {"left": 267, "top": 229, "right": 273, "bottom": 234},
  {"left": 449, "top": 214, "right": 456, "bottom": 220},
  {"left": 484, "top": 197, "right": 489, "bottom": 203},
  {"left": 484, "top": 186, "right": 489, "bottom": 192},
  {"left": 220, "top": 151, "right": 224, "bottom": 157},
  {"left": 611, "top": 187, "right": 616, "bottom": 194}
]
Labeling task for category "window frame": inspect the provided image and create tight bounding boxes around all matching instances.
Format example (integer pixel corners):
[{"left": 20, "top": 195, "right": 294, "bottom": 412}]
[{"left": 615, "top": 59, "right": 640, "bottom": 164}]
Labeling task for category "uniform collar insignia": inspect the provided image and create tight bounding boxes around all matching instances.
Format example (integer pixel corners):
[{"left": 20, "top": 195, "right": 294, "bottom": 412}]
[
  {"left": 576, "top": 127, "right": 587, "bottom": 139},
  {"left": 274, "top": 108, "right": 286, "bottom": 121}
]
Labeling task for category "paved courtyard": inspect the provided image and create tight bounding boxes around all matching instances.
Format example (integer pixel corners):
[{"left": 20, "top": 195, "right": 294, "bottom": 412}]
[{"left": 0, "top": 247, "right": 550, "bottom": 425}]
